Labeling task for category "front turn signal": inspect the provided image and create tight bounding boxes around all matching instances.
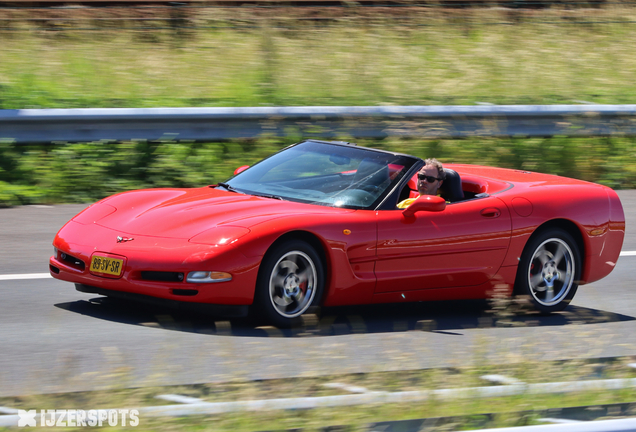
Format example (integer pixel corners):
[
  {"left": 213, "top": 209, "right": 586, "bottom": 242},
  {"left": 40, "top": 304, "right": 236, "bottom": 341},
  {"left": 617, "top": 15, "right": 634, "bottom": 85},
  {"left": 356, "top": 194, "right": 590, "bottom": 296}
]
[{"left": 186, "top": 271, "right": 232, "bottom": 283}]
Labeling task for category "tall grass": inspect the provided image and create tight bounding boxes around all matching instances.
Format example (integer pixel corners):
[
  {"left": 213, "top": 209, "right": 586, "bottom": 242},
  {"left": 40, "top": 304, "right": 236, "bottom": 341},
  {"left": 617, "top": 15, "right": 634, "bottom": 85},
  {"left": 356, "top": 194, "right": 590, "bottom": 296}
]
[{"left": 1, "top": 8, "right": 636, "bottom": 108}]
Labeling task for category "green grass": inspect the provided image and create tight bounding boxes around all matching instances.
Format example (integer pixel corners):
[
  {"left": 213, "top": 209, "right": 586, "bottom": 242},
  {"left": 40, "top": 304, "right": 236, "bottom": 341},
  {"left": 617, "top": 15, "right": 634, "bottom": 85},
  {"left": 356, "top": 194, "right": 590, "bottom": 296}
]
[
  {"left": 3, "top": 358, "right": 636, "bottom": 431},
  {"left": 2, "top": 7, "right": 636, "bottom": 108},
  {"left": 1, "top": 135, "right": 636, "bottom": 206},
  {"left": 2, "top": 8, "right": 636, "bottom": 205}
]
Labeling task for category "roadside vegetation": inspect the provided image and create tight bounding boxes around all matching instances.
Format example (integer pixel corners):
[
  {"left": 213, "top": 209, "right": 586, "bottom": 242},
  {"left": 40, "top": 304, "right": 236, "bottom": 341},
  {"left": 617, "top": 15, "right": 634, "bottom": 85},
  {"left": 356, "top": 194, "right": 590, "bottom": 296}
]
[
  {"left": 2, "top": 6, "right": 636, "bottom": 108},
  {"left": 1, "top": 135, "right": 635, "bottom": 206},
  {"left": 1, "top": 5, "right": 636, "bottom": 205},
  {"left": 3, "top": 357, "right": 636, "bottom": 431}
]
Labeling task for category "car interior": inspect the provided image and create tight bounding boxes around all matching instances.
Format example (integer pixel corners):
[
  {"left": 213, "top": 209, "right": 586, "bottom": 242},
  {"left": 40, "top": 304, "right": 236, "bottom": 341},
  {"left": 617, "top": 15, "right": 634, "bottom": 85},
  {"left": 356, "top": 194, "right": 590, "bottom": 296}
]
[{"left": 396, "top": 168, "right": 511, "bottom": 205}]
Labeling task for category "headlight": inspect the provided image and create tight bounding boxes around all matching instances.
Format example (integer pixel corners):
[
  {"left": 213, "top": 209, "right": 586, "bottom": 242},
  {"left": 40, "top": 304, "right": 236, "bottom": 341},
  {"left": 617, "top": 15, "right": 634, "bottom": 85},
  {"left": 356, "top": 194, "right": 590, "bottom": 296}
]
[{"left": 186, "top": 271, "right": 232, "bottom": 283}]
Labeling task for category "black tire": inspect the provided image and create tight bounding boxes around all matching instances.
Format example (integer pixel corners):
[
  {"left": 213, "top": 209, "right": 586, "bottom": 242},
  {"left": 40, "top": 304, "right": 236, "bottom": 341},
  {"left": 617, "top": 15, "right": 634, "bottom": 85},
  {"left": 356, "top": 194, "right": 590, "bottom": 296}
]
[
  {"left": 254, "top": 239, "right": 324, "bottom": 328},
  {"left": 515, "top": 228, "right": 581, "bottom": 314}
]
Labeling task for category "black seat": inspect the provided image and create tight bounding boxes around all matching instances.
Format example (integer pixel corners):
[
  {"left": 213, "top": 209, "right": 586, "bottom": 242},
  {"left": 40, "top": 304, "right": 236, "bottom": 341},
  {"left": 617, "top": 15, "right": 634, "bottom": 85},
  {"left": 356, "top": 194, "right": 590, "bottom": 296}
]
[{"left": 438, "top": 168, "right": 464, "bottom": 203}]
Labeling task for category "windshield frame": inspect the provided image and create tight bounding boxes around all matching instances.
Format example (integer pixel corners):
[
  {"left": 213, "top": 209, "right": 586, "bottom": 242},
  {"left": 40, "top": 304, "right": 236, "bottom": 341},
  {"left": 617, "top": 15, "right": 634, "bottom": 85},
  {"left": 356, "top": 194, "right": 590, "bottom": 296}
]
[{"left": 223, "top": 140, "right": 421, "bottom": 210}]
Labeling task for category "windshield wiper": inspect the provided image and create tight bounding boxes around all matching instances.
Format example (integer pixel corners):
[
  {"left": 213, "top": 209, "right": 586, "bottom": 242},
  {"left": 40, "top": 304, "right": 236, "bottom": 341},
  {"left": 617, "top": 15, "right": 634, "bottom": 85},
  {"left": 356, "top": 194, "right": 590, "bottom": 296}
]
[
  {"left": 251, "top": 193, "right": 285, "bottom": 201},
  {"left": 215, "top": 183, "right": 283, "bottom": 200},
  {"left": 215, "top": 182, "right": 237, "bottom": 192}
]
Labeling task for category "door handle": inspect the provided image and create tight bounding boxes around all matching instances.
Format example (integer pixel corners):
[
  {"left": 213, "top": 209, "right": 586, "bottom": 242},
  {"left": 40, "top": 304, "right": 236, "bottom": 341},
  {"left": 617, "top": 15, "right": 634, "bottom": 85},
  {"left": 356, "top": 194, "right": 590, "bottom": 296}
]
[{"left": 480, "top": 207, "right": 501, "bottom": 218}]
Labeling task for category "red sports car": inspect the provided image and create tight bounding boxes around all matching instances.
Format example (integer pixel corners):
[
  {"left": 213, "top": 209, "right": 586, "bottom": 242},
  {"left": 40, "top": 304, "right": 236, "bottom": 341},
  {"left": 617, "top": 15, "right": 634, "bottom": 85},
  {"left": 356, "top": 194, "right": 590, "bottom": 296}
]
[{"left": 50, "top": 140, "right": 625, "bottom": 327}]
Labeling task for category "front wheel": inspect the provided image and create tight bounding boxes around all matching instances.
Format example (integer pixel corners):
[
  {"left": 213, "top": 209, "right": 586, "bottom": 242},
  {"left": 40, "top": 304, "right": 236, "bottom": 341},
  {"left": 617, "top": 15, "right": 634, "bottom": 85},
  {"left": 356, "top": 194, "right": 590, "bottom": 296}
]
[
  {"left": 255, "top": 240, "right": 324, "bottom": 327},
  {"left": 515, "top": 228, "right": 581, "bottom": 314}
]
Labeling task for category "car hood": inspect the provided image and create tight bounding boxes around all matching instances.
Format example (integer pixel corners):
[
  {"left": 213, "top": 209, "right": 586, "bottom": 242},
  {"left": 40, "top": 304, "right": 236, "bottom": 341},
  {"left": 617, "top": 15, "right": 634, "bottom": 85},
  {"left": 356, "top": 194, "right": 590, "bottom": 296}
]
[{"left": 87, "top": 187, "right": 353, "bottom": 239}]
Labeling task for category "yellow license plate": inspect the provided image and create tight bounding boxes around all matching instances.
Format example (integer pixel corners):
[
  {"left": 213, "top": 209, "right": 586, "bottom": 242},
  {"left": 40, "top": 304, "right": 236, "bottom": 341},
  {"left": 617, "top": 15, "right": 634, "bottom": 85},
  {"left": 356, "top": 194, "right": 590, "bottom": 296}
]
[{"left": 90, "top": 254, "right": 124, "bottom": 277}]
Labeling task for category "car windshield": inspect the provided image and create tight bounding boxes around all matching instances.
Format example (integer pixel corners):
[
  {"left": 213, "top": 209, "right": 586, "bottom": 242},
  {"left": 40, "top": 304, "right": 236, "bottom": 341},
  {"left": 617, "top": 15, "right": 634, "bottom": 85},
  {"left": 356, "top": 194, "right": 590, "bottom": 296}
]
[{"left": 224, "top": 141, "right": 419, "bottom": 209}]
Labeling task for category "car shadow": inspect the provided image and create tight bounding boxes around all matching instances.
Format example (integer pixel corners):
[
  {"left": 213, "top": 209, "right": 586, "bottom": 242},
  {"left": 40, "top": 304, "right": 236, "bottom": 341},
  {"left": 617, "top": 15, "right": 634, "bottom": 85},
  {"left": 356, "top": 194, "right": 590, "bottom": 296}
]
[{"left": 54, "top": 296, "right": 636, "bottom": 338}]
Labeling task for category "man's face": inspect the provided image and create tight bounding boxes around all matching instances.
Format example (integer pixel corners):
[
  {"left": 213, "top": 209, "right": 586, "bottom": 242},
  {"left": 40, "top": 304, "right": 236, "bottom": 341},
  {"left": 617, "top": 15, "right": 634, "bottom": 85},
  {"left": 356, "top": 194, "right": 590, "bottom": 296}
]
[{"left": 417, "top": 164, "right": 443, "bottom": 196}]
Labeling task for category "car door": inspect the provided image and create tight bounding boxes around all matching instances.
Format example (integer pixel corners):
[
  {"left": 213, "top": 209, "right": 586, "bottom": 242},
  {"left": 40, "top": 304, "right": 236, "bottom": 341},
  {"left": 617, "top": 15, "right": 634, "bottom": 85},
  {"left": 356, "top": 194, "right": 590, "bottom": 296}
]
[{"left": 374, "top": 196, "right": 512, "bottom": 293}]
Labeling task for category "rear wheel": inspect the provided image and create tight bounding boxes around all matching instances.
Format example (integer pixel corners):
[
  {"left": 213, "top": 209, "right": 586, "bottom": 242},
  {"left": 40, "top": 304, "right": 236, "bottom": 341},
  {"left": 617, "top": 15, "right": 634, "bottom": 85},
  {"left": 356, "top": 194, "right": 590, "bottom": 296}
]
[
  {"left": 255, "top": 240, "right": 324, "bottom": 328},
  {"left": 516, "top": 228, "right": 581, "bottom": 313}
]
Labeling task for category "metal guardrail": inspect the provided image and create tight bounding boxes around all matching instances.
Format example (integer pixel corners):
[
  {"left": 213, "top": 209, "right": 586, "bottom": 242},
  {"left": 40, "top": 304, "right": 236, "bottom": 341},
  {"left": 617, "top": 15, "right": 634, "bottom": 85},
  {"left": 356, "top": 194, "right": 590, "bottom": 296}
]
[
  {"left": 1, "top": 105, "right": 636, "bottom": 144},
  {"left": 3, "top": 376, "right": 636, "bottom": 430}
]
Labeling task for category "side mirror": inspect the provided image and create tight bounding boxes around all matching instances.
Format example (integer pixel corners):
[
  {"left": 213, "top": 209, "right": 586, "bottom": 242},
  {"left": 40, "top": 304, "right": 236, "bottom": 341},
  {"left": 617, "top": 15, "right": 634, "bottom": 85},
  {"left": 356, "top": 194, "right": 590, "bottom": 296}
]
[
  {"left": 234, "top": 165, "right": 250, "bottom": 176},
  {"left": 402, "top": 195, "right": 446, "bottom": 218}
]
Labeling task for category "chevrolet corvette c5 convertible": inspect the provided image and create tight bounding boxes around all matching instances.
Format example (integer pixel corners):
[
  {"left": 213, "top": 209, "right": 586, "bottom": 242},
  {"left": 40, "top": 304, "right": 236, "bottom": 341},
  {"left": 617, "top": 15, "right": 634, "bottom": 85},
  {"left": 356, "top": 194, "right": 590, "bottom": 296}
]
[{"left": 50, "top": 140, "right": 625, "bottom": 327}]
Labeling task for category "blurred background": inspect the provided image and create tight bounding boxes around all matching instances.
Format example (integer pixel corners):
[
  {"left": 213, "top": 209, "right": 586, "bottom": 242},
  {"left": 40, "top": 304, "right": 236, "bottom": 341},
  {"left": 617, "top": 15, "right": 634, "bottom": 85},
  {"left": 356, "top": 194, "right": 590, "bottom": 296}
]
[{"left": 1, "top": 0, "right": 636, "bottom": 205}]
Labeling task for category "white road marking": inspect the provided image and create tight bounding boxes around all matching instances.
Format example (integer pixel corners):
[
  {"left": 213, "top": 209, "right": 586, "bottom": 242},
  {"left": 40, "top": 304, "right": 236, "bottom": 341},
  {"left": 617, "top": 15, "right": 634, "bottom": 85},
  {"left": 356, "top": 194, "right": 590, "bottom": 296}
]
[
  {"left": 0, "top": 273, "right": 52, "bottom": 281},
  {"left": 1, "top": 250, "right": 636, "bottom": 281}
]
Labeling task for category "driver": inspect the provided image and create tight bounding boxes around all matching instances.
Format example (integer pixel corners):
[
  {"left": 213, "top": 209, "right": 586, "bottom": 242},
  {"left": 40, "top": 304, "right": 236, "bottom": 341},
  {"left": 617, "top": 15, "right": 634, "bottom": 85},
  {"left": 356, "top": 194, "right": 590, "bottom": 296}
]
[{"left": 397, "top": 158, "right": 446, "bottom": 209}]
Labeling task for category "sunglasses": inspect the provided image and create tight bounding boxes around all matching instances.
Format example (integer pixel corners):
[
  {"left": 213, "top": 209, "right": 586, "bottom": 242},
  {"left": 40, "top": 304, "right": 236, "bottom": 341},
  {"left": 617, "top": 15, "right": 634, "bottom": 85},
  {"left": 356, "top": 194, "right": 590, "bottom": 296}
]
[{"left": 418, "top": 174, "right": 441, "bottom": 183}]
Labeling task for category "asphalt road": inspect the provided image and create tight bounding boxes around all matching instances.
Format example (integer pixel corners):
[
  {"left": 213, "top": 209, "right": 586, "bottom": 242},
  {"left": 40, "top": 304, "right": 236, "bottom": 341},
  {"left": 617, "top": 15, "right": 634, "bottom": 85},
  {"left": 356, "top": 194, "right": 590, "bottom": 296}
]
[{"left": 1, "top": 192, "right": 635, "bottom": 397}]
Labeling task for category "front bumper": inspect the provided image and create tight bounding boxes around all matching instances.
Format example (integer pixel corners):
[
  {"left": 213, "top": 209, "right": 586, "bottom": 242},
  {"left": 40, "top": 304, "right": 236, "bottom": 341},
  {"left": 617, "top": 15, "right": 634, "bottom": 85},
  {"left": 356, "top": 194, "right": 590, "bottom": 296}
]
[{"left": 50, "top": 220, "right": 261, "bottom": 306}]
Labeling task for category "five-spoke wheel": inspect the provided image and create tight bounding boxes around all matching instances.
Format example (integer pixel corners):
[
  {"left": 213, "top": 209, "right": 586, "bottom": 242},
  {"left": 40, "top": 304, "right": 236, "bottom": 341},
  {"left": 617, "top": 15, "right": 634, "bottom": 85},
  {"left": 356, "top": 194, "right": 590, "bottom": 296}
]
[
  {"left": 255, "top": 240, "right": 324, "bottom": 327},
  {"left": 269, "top": 250, "right": 317, "bottom": 318},
  {"left": 516, "top": 228, "right": 581, "bottom": 313}
]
